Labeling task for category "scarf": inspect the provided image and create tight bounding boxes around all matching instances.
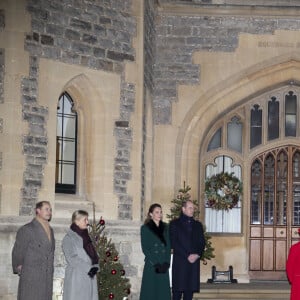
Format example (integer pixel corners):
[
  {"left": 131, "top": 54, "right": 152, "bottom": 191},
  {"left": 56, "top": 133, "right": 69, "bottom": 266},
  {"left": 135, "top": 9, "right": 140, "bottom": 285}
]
[
  {"left": 146, "top": 220, "right": 167, "bottom": 246},
  {"left": 70, "top": 223, "right": 99, "bottom": 264}
]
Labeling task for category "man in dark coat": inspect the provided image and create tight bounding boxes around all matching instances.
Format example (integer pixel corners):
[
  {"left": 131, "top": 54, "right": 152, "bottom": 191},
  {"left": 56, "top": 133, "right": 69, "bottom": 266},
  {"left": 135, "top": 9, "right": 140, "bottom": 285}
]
[
  {"left": 170, "top": 200, "right": 205, "bottom": 300},
  {"left": 12, "top": 201, "right": 55, "bottom": 300}
]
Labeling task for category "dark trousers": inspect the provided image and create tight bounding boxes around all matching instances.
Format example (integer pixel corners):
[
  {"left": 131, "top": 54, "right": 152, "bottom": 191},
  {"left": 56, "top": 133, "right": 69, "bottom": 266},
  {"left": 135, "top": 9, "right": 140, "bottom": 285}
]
[{"left": 172, "top": 290, "right": 193, "bottom": 300}]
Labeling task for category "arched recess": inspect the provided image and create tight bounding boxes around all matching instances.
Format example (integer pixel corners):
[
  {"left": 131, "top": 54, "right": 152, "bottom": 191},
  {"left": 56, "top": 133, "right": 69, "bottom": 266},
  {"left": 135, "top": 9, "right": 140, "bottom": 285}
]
[
  {"left": 58, "top": 73, "right": 106, "bottom": 200},
  {"left": 174, "top": 58, "right": 300, "bottom": 216}
]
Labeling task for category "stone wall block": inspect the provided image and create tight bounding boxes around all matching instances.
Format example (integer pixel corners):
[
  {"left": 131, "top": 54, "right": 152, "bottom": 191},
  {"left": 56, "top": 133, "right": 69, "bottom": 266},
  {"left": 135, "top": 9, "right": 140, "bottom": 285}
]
[
  {"left": 116, "top": 150, "right": 131, "bottom": 160},
  {"left": 121, "top": 103, "right": 134, "bottom": 113},
  {"left": 115, "top": 158, "right": 130, "bottom": 165},
  {"left": 27, "top": 163, "right": 43, "bottom": 173},
  {"left": 153, "top": 104, "right": 171, "bottom": 125},
  {"left": 71, "top": 41, "right": 93, "bottom": 55},
  {"left": 25, "top": 42, "right": 43, "bottom": 56},
  {"left": 23, "top": 145, "right": 47, "bottom": 157},
  {"left": 21, "top": 78, "right": 38, "bottom": 93},
  {"left": 69, "top": 18, "right": 92, "bottom": 31},
  {"left": 118, "top": 210, "right": 131, "bottom": 220},
  {"left": 61, "top": 51, "right": 81, "bottom": 64},
  {"left": 19, "top": 205, "right": 35, "bottom": 216},
  {"left": 34, "top": 137, "right": 48, "bottom": 145},
  {"left": 82, "top": 33, "right": 98, "bottom": 44},
  {"left": 114, "top": 171, "right": 131, "bottom": 181},
  {"left": 93, "top": 58, "right": 114, "bottom": 71},
  {"left": 27, "top": 6, "right": 49, "bottom": 21},
  {"left": 99, "top": 16, "right": 111, "bottom": 25},
  {"left": 24, "top": 178, "right": 42, "bottom": 188},
  {"left": 45, "top": 24, "right": 64, "bottom": 36},
  {"left": 93, "top": 24, "right": 106, "bottom": 36},
  {"left": 41, "top": 34, "right": 55, "bottom": 45},
  {"left": 22, "top": 112, "right": 45, "bottom": 124},
  {"left": 21, "top": 94, "right": 37, "bottom": 104},
  {"left": 93, "top": 47, "right": 105, "bottom": 58},
  {"left": 117, "top": 139, "right": 132, "bottom": 149},
  {"left": 115, "top": 186, "right": 127, "bottom": 194},
  {"left": 42, "top": 46, "right": 61, "bottom": 59},
  {"left": 28, "top": 123, "right": 45, "bottom": 136},
  {"left": 121, "top": 92, "right": 135, "bottom": 105},
  {"left": 31, "top": 18, "right": 46, "bottom": 33},
  {"left": 23, "top": 136, "right": 34, "bottom": 144},
  {"left": 119, "top": 195, "right": 133, "bottom": 205},
  {"left": 34, "top": 156, "right": 47, "bottom": 165},
  {"left": 107, "top": 50, "right": 134, "bottom": 62},
  {"left": 86, "top": 3, "right": 104, "bottom": 15},
  {"left": 114, "top": 179, "right": 127, "bottom": 187},
  {"left": 114, "top": 127, "right": 132, "bottom": 139},
  {"left": 31, "top": 106, "right": 48, "bottom": 115},
  {"left": 24, "top": 170, "right": 43, "bottom": 180},
  {"left": 64, "top": 29, "right": 80, "bottom": 41},
  {"left": 49, "top": 11, "right": 69, "bottom": 26},
  {"left": 21, "top": 187, "right": 38, "bottom": 198}
]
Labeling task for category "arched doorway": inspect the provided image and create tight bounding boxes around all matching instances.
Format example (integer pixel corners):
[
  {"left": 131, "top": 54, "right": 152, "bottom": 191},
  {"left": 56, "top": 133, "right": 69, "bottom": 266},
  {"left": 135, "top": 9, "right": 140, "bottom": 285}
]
[{"left": 249, "top": 145, "right": 300, "bottom": 280}]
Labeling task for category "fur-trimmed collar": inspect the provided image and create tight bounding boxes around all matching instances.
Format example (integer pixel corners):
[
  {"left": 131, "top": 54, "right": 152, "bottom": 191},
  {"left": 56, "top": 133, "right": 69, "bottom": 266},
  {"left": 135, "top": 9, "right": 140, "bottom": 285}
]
[{"left": 146, "top": 220, "right": 167, "bottom": 245}]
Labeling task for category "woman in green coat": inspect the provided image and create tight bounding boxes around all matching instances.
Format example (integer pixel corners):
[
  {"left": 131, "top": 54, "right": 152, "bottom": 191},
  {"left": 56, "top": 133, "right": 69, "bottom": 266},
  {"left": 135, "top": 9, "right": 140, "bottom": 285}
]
[{"left": 140, "top": 203, "right": 171, "bottom": 300}]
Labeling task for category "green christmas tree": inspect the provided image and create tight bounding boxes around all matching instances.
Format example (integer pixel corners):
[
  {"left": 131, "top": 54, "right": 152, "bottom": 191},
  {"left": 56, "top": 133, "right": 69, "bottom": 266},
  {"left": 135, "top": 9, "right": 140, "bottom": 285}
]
[
  {"left": 89, "top": 215, "right": 131, "bottom": 300},
  {"left": 167, "top": 183, "right": 215, "bottom": 264}
]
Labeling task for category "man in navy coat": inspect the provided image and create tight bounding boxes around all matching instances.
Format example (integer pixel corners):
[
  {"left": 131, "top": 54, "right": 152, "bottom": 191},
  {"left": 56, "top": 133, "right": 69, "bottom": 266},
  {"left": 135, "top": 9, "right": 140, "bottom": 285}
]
[{"left": 170, "top": 200, "right": 205, "bottom": 300}]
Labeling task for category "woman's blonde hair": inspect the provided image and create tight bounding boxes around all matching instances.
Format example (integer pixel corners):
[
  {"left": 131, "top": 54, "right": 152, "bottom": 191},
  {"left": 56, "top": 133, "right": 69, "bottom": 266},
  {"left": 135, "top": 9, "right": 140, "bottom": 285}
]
[{"left": 71, "top": 210, "right": 89, "bottom": 223}]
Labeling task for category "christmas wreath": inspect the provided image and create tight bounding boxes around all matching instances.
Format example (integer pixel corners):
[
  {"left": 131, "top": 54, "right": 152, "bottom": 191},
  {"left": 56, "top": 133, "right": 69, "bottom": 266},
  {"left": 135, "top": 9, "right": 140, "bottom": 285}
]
[{"left": 205, "top": 172, "right": 242, "bottom": 211}]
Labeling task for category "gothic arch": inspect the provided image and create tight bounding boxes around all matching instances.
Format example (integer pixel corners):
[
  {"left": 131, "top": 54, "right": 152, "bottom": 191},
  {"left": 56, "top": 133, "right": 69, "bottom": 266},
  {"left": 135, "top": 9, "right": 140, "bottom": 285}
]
[
  {"left": 58, "top": 73, "right": 106, "bottom": 199},
  {"left": 175, "top": 59, "right": 300, "bottom": 203}
]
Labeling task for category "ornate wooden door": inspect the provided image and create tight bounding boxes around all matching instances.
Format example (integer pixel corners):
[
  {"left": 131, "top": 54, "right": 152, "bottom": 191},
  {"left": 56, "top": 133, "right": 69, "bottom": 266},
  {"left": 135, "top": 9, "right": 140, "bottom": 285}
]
[{"left": 249, "top": 146, "right": 300, "bottom": 280}]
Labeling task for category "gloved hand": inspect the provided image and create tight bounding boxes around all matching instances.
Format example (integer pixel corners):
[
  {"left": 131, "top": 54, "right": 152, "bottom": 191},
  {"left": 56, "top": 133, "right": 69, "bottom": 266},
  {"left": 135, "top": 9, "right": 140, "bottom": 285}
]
[
  {"left": 161, "top": 262, "right": 170, "bottom": 273},
  {"left": 154, "top": 262, "right": 169, "bottom": 273},
  {"left": 154, "top": 263, "right": 162, "bottom": 273},
  {"left": 88, "top": 266, "right": 99, "bottom": 278}
]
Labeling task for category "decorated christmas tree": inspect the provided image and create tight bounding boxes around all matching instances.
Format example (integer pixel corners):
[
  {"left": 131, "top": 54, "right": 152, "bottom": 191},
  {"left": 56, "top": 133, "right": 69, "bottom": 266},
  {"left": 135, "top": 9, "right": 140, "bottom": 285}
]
[
  {"left": 167, "top": 182, "right": 215, "bottom": 264},
  {"left": 89, "top": 214, "right": 131, "bottom": 300}
]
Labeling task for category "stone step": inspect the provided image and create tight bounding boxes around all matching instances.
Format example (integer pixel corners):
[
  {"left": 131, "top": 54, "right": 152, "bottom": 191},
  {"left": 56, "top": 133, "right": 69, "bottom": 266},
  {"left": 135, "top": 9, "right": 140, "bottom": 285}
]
[{"left": 193, "top": 282, "right": 290, "bottom": 300}]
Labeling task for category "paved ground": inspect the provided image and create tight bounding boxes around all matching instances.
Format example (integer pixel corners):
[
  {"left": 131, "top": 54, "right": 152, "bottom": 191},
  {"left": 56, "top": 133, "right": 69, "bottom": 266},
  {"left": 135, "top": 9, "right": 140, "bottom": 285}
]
[
  {"left": 200, "top": 280, "right": 290, "bottom": 290},
  {"left": 192, "top": 281, "right": 291, "bottom": 300}
]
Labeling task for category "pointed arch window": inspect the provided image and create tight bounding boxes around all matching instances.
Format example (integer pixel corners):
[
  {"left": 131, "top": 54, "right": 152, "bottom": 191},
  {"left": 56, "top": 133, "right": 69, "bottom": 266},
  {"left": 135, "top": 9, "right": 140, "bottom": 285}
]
[
  {"left": 250, "top": 104, "right": 262, "bottom": 149},
  {"left": 227, "top": 116, "right": 242, "bottom": 153},
  {"left": 207, "top": 115, "right": 243, "bottom": 154},
  {"left": 285, "top": 91, "right": 297, "bottom": 137},
  {"left": 55, "top": 93, "right": 77, "bottom": 194},
  {"left": 207, "top": 128, "right": 222, "bottom": 151},
  {"left": 268, "top": 96, "right": 279, "bottom": 141}
]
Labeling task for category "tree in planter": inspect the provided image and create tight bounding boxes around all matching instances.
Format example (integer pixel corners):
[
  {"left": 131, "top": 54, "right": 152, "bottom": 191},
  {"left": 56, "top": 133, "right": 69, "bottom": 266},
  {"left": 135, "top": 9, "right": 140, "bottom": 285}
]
[
  {"left": 89, "top": 216, "right": 131, "bottom": 300},
  {"left": 166, "top": 183, "right": 215, "bottom": 264}
]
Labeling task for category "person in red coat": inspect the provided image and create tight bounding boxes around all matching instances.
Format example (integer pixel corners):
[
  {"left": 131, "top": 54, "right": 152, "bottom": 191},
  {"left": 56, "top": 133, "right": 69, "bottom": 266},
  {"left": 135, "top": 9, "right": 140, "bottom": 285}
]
[{"left": 286, "top": 229, "right": 300, "bottom": 300}]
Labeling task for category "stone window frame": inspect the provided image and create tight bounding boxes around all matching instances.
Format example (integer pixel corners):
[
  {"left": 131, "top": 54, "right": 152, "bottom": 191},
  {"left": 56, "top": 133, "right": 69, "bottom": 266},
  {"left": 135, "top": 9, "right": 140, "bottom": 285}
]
[
  {"left": 54, "top": 74, "right": 103, "bottom": 200},
  {"left": 55, "top": 92, "right": 78, "bottom": 194}
]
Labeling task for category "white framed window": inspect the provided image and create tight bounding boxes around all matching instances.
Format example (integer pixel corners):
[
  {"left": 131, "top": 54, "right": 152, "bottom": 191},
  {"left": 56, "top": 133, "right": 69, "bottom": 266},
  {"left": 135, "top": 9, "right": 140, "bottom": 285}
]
[
  {"left": 55, "top": 92, "right": 78, "bottom": 194},
  {"left": 205, "top": 155, "right": 242, "bottom": 233}
]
